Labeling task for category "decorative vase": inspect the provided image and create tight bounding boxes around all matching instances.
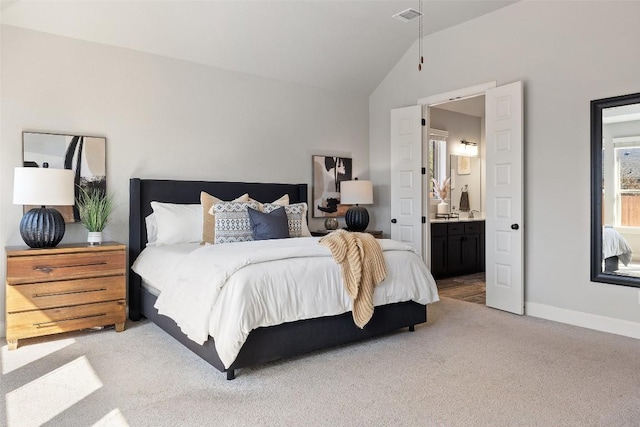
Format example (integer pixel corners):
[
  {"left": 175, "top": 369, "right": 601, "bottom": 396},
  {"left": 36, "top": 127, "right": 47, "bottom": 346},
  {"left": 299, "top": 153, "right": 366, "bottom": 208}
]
[
  {"left": 437, "top": 201, "right": 449, "bottom": 215},
  {"left": 87, "top": 231, "right": 103, "bottom": 245},
  {"left": 324, "top": 217, "right": 339, "bottom": 230}
]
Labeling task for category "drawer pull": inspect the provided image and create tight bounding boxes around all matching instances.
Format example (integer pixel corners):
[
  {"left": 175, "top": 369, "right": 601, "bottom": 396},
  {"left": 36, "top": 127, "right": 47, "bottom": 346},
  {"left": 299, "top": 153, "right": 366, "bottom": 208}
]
[
  {"left": 34, "top": 261, "right": 107, "bottom": 273},
  {"left": 33, "top": 288, "right": 107, "bottom": 298},
  {"left": 34, "top": 313, "right": 107, "bottom": 328}
]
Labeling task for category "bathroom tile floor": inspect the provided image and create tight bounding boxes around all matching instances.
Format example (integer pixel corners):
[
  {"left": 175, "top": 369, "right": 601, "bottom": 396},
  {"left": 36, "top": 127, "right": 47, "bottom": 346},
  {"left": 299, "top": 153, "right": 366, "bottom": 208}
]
[{"left": 436, "top": 272, "right": 486, "bottom": 305}]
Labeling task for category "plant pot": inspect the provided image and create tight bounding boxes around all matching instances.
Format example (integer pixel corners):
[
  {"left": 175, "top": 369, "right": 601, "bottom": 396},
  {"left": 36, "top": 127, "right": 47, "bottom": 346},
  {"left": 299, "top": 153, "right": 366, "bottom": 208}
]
[
  {"left": 437, "top": 201, "right": 449, "bottom": 215},
  {"left": 87, "top": 231, "right": 103, "bottom": 245}
]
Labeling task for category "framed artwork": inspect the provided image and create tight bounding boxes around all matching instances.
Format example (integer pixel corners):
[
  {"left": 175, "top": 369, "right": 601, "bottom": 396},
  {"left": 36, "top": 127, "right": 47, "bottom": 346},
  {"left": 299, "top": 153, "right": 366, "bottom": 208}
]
[
  {"left": 22, "top": 131, "right": 107, "bottom": 223},
  {"left": 312, "top": 155, "right": 352, "bottom": 217},
  {"left": 457, "top": 155, "right": 471, "bottom": 175}
]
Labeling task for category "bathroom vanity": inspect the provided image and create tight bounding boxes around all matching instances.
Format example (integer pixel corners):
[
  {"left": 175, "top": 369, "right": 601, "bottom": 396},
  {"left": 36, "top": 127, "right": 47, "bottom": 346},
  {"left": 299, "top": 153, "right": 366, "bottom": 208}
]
[{"left": 430, "top": 218, "right": 485, "bottom": 279}]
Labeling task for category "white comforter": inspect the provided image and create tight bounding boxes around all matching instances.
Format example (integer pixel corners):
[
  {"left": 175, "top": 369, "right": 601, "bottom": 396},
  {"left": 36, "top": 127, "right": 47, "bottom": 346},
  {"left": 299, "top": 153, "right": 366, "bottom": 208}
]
[
  {"left": 149, "top": 237, "right": 439, "bottom": 368},
  {"left": 603, "top": 225, "right": 633, "bottom": 266}
]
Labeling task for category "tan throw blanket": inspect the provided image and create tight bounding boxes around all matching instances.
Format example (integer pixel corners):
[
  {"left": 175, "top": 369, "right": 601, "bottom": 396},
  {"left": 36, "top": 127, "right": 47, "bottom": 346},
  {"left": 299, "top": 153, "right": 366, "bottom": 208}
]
[{"left": 319, "top": 229, "right": 387, "bottom": 328}]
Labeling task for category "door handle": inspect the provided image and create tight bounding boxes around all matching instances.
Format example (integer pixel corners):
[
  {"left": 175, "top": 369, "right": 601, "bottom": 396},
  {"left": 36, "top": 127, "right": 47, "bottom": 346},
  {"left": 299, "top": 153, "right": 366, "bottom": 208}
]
[
  {"left": 511, "top": 224, "right": 519, "bottom": 230},
  {"left": 391, "top": 219, "right": 397, "bottom": 223}
]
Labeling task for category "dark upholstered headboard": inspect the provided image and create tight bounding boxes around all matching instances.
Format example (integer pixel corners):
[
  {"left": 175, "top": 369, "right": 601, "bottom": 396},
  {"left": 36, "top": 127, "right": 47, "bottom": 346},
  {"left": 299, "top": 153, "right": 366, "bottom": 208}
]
[{"left": 128, "top": 178, "right": 308, "bottom": 320}]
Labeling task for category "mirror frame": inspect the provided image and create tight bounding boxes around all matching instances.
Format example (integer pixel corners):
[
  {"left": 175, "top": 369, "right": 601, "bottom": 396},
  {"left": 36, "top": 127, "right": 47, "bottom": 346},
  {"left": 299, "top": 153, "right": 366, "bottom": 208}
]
[{"left": 591, "top": 92, "right": 640, "bottom": 287}]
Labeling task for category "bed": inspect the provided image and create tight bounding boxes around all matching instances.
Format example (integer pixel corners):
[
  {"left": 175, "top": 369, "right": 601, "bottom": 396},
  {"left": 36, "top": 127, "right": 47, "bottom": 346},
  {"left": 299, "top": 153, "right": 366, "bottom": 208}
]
[
  {"left": 603, "top": 225, "right": 633, "bottom": 272},
  {"left": 129, "top": 178, "right": 437, "bottom": 379}
]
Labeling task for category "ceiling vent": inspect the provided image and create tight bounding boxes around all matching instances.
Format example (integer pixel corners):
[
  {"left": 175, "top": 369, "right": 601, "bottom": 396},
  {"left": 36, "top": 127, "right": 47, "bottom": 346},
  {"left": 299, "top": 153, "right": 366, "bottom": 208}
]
[{"left": 392, "top": 8, "right": 423, "bottom": 22}]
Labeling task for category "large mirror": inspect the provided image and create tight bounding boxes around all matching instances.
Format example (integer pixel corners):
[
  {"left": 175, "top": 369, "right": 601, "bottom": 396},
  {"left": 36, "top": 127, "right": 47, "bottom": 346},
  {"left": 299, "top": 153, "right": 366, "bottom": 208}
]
[{"left": 591, "top": 92, "right": 640, "bottom": 286}]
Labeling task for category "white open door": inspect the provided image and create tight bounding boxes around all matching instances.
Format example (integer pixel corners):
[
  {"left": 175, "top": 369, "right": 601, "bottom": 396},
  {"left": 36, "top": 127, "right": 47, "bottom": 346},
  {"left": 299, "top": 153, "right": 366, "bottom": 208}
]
[
  {"left": 390, "top": 105, "right": 423, "bottom": 259},
  {"left": 485, "top": 81, "right": 524, "bottom": 314}
]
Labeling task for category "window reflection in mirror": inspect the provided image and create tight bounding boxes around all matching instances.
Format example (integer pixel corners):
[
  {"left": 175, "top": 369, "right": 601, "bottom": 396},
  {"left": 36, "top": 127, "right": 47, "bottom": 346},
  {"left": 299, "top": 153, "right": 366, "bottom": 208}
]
[
  {"left": 428, "top": 129, "right": 448, "bottom": 200},
  {"left": 592, "top": 93, "right": 640, "bottom": 287}
]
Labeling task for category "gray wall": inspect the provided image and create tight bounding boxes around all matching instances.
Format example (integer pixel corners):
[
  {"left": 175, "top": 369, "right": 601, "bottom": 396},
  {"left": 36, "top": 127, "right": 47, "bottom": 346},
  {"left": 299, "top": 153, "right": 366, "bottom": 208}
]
[
  {"left": 370, "top": 2, "right": 640, "bottom": 331},
  {"left": 0, "top": 25, "right": 369, "bottom": 336}
]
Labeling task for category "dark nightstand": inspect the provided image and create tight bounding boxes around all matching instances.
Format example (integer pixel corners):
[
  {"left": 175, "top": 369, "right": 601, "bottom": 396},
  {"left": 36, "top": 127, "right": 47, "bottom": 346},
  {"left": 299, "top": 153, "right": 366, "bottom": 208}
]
[{"left": 311, "top": 229, "right": 383, "bottom": 239}]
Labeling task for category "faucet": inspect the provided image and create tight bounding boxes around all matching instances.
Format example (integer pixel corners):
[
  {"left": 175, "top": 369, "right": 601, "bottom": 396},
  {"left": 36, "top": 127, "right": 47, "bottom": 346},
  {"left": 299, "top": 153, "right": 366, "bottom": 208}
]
[{"left": 468, "top": 210, "right": 479, "bottom": 219}]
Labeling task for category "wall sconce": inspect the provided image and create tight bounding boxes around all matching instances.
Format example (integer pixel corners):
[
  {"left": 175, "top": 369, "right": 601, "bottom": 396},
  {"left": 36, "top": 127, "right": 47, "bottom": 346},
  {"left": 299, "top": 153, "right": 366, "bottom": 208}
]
[
  {"left": 460, "top": 140, "right": 478, "bottom": 157},
  {"left": 340, "top": 179, "right": 373, "bottom": 232},
  {"left": 13, "top": 166, "right": 75, "bottom": 248}
]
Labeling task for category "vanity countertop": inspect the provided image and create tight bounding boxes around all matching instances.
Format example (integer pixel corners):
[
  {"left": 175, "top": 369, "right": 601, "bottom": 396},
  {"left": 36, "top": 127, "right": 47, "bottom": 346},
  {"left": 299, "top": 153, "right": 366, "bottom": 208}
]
[{"left": 430, "top": 215, "right": 485, "bottom": 223}]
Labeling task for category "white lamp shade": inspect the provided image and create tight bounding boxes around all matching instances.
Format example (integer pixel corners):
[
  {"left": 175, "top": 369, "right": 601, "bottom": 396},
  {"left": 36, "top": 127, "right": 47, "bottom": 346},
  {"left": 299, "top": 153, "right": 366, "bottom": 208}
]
[
  {"left": 13, "top": 167, "right": 75, "bottom": 206},
  {"left": 340, "top": 180, "right": 373, "bottom": 205}
]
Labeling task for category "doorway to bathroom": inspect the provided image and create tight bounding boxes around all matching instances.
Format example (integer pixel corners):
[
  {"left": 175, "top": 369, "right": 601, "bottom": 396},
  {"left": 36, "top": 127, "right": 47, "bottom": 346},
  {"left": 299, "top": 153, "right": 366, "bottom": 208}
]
[{"left": 426, "top": 95, "right": 487, "bottom": 305}]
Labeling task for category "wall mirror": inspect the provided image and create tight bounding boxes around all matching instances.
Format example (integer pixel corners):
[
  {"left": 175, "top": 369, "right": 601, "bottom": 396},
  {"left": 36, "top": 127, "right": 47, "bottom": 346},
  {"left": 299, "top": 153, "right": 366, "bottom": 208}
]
[{"left": 591, "top": 92, "right": 640, "bottom": 287}]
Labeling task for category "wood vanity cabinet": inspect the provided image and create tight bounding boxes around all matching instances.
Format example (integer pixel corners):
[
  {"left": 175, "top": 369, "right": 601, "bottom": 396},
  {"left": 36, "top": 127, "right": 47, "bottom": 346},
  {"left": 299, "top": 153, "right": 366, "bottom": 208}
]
[{"left": 430, "top": 221, "right": 485, "bottom": 279}]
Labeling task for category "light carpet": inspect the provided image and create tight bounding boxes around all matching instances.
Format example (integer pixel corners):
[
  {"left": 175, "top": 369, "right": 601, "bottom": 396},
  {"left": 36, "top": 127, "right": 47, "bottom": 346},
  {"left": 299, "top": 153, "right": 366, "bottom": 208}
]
[{"left": 2, "top": 297, "right": 640, "bottom": 427}]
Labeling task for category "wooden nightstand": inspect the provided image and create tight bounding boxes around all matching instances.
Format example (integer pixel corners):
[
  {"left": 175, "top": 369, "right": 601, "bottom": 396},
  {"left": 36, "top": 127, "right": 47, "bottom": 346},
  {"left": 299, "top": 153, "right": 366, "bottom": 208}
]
[
  {"left": 311, "top": 229, "right": 383, "bottom": 238},
  {"left": 5, "top": 242, "right": 126, "bottom": 350}
]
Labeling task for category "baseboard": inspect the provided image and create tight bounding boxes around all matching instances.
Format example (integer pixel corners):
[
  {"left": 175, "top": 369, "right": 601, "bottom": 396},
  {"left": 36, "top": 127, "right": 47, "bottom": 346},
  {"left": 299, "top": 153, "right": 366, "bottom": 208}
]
[{"left": 526, "top": 302, "right": 640, "bottom": 339}]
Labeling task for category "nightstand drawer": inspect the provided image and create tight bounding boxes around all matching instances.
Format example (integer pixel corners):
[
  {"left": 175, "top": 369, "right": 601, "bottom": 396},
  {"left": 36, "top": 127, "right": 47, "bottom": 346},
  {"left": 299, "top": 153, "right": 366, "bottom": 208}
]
[
  {"left": 7, "top": 250, "right": 125, "bottom": 285},
  {"left": 6, "top": 300, "right": 126, "bottom": 341},
  {"left": 6, "top": 276, "right": 125, "bottom": 312}
]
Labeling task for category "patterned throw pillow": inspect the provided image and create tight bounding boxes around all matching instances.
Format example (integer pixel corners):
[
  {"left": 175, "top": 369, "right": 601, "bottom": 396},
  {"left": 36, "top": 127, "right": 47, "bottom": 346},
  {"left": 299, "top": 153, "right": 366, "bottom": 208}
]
[
  {"left": 263, "top": 202, "right": 309, "bottom": 238},
  {"left": 200, "top": 192, "right": 250, "bottom": 244},
  {"left": 213, "top": 201, "right": 261, "bottom": 244}
]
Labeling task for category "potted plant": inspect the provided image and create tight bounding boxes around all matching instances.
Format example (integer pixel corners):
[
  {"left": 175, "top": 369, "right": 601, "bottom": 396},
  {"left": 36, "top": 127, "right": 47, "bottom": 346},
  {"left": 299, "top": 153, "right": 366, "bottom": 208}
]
[
  {"left": 431, "top": 177, "right": 451, "bottom": 215},
  {"left": 76, "top": 187, "right": 115, "bottom": 245}
]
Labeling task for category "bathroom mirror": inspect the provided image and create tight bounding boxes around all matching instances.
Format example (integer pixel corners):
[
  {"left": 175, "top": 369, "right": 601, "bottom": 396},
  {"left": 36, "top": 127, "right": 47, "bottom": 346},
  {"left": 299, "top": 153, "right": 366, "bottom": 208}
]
[{"left": 591, "top": 92, "right": 640, "bottom": 287}]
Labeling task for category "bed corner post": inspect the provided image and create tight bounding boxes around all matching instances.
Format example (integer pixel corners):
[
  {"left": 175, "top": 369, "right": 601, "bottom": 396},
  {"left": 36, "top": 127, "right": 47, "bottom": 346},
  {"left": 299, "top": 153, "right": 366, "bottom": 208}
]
[{"left": 129, "top": 178, "right": 142, "bottom": 321}]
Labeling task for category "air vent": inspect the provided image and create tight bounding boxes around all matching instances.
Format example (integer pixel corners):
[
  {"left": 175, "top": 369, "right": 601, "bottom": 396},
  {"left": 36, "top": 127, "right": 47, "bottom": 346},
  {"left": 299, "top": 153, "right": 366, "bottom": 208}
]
[{"left": 392, "top": 8, "right": 423, "bottom": 22}]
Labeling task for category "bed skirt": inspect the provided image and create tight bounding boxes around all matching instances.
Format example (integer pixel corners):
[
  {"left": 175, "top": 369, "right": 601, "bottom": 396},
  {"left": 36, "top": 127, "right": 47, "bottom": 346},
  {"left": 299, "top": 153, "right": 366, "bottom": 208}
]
[{"left": 140, "top": 286, "right": 426, "bottom": 378}]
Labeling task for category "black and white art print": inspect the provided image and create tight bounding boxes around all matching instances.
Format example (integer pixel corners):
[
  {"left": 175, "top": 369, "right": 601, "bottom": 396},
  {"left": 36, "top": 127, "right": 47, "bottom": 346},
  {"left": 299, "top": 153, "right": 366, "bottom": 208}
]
[
  {"left": 23, "top": 131, "right": 107, "bottom": 223},
  {"left": 312, "top": 155, "right": 352, "bottom": 218}
]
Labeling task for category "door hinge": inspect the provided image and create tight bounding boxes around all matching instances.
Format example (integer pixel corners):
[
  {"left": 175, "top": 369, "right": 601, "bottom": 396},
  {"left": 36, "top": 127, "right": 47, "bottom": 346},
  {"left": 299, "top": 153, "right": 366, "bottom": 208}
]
[
  {"left": 421, "top": 167, "right": 426, "bottom": 175},
  {"left": 422, "top": 216, "right": 426, "bottom": 224},
  {"left": 421, "top": 118, "right": 426, "bottom": 126}
]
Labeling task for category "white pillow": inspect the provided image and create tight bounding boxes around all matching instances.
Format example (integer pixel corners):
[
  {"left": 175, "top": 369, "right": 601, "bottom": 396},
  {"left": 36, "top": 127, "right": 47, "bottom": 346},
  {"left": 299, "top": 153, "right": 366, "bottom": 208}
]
[
  {"left": 151, "top": 202, "right": 203, "bottom": 245},
  {"left": 145, "top": 213, "right": 158, "bottom": 246}
]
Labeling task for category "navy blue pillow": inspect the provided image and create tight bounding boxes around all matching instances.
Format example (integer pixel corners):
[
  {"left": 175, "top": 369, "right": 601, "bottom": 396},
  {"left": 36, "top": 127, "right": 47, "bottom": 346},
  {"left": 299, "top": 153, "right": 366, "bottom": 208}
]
[{"left": 247, "top": 207, "right": 290, "bottom": 240}]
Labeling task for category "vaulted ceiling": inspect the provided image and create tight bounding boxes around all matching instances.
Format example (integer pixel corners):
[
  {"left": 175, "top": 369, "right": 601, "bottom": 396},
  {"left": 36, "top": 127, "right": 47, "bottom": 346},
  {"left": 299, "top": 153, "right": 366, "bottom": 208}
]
[{"left": 1, "top": 0, "right": 517, "bottom": 95}]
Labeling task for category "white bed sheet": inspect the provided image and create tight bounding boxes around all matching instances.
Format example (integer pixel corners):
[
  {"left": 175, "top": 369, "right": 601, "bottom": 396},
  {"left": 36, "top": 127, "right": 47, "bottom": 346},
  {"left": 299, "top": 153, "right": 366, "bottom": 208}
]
[
  {"left": 133, "top": 237, "right": 439, "bottom": 368},
  {"left": 603, "top": 226, "right": 633, "bottom": 266},
  {"left": 131, "top": 242, "right": 200, "bottom": 293}
]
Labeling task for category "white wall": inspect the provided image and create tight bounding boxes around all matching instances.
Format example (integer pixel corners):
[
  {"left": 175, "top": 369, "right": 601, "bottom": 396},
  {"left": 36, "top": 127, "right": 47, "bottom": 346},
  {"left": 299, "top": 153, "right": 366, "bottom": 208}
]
[
  {"left": 0, "top": 25, "right": 369, "bottom": 336},
  {"left": 370, "top": 2, "right": 640, "bottom": 331}
]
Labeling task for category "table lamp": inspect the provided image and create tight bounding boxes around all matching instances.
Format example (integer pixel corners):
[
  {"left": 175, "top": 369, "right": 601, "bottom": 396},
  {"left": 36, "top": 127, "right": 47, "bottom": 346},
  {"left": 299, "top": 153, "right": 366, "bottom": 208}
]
[
  {"left": 13, "top": 166, "right": 75, "bottom": 248},
  {"left": 341, "top": 179, "right": 373, "bottom": 232}
]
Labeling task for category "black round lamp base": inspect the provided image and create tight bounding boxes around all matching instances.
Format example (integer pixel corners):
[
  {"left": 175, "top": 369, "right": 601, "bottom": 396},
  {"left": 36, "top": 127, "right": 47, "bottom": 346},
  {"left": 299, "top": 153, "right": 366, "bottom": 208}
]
[
  {"left": 345, "top": 206, "right": 369, "bottom": 232},
  {"left": 20, "top": 207, "right": 66, "bottom": 248}
]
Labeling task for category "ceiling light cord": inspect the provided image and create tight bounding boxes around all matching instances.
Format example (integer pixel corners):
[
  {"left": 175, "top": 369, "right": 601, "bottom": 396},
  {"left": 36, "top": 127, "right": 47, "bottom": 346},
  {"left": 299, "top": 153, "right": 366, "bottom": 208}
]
[{"left": 418, "top": 0, "right": 424, "bottom": 71}]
